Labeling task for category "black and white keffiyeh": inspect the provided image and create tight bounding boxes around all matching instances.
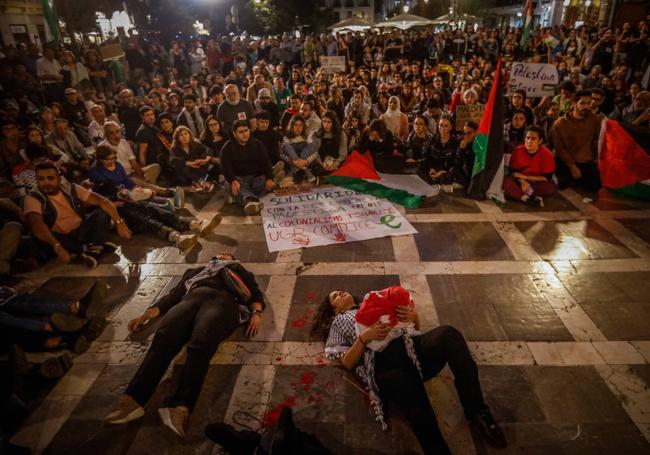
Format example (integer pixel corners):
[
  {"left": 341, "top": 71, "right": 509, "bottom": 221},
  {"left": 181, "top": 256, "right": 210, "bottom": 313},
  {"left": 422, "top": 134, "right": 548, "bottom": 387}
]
[{"left": 324, "top": 309, "right": 422, "bottom": 430}]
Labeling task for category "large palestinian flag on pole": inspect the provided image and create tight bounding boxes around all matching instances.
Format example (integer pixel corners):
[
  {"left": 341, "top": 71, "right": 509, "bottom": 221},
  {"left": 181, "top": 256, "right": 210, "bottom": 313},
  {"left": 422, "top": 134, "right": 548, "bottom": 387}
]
[
  {"left": 599, "top": 119, "right": 650, "bottom": 200},
  {"left": 42, "top": 0, "right": 61, "bottom": 46},
  {"left": 520, "top": 0, "right": 534, "bottom": 49},
  {"left": 468, "top": 56, "right": 505, "bottom": 201}
]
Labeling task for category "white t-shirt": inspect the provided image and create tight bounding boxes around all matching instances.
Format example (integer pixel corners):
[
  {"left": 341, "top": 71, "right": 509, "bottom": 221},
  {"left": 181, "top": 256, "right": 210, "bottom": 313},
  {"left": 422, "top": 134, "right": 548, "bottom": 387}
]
[{"left": 99, "top": 138, "right": 136, "bottom": 175}]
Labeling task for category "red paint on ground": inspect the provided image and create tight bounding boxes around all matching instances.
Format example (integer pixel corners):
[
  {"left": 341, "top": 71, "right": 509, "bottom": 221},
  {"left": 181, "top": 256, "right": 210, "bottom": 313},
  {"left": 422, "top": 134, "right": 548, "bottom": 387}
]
[
  {"left": 291, "top": 319, "right": 306, "bottom": 328},
  {"left": 300, "top": 371, "right": 316, "bottom": 391},
  {"left": 263, "top": 395, "right": 297, "bottom": 429}
]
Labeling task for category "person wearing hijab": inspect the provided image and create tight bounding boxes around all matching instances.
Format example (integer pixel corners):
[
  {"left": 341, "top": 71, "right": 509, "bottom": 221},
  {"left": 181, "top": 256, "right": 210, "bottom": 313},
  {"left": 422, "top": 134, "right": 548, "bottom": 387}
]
[{"left": 380, "top": 96, "right": 408, "bottom": 141}]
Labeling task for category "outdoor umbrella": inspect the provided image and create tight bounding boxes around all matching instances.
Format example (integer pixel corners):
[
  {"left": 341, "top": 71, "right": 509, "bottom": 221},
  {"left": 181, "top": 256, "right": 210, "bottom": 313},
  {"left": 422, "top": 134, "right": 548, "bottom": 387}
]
[
  {"left": 376, "top": 13, "right": 434, "bottom": 30},
  {"left": 330, "top": 16, "right": 374, "bottom": 33}
]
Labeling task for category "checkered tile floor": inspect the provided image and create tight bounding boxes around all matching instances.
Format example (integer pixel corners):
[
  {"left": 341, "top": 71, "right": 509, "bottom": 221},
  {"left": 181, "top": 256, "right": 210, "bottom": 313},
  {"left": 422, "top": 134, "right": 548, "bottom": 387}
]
[{"left": 10, "top": 187, "right": 650, "bottom": 454}]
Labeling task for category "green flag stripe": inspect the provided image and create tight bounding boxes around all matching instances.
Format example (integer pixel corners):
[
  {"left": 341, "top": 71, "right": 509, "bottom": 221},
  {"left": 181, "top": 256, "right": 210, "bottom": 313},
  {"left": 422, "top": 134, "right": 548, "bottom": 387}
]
[
  {"left": 472, "top": 133, "right": 489, "bottom": 177},
  {"left": 325, "top": 176, "right": 426, "bottom": 209}
]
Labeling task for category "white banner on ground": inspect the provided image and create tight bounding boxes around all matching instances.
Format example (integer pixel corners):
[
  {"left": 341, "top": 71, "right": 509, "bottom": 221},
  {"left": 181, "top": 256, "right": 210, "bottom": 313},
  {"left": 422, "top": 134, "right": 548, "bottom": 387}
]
[
  {"left": 260, "top": 186, "right": 417, "bottom": 252},
  {"left": 508, "top": 62, "right": 559, "bottom": 97}
]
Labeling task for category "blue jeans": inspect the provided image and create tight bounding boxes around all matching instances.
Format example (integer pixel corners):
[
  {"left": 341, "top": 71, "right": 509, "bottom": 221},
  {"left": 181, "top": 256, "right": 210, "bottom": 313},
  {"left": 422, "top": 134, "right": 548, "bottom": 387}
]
[
  {"left": 231, "top": 175, "right": 267, "bottom": 207},
  {"left": 281, "top": 141, "right": 318, "bottom": 174},
  {"left": 0, "top": 294, "right": 71, "bottom": 332}
]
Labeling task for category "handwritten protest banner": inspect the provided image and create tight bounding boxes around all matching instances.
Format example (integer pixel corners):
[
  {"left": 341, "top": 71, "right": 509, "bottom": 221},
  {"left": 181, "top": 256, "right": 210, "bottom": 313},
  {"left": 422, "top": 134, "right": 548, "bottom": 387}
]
[
  {"left": 260, "top": 186, "right": 417, "bottom": 252},
  {"left": 508, "top": 62, "right": 559, "bottom": 97},
  {"left": 319, "top": 56, "right": 346, "bottom": 73},
  {"left": 455, "top": 104, "right": 484, "bottom": 131}
]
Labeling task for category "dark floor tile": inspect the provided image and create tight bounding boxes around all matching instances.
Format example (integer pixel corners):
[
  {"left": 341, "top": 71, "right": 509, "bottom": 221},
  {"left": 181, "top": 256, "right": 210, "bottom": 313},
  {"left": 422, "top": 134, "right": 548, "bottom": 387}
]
[
  {"left": 554, "top": 422, "right": 650, "bottom": 454},
  {"left": 43, "top": 418, "right": 142, "bottom": 455},
  {"left": 558, "top": 273, "right": 650, "bottom": 340},
  {"left": 407, "top": 192, "right": 481, "bottom": 214},
  {"left": 617, "top": 218, "right": 650, "bottom": 245},
  {"left": 414, "top": 222, "right": 513, "bottom": 261},
  {"left": 478, "top": 366, "right": 547, "bottom": 423},
  {"left": 427, "top": 275, "right": 573, "bottom": 341},
  {"left": 501, "top": 193, "right": 578, "bottom": 213},
  {"left": 629, "top": 365, "right": 650, "bottom": 388},
  {"left": 515, "top": 220, "right": 637, "bottom": 260},
  {"left": 585, "top": 188, "right": 650, "bottom": 211},
  {"left": 285, "top": 275, "right": 400, "bottom": 342},
  {"left": 525, "top": 366, "right": 632, "bottom": 424},
  {"left": 300, "top": 237, "right": 395, "bottom": 263},
  {"left": 472, "top": 422, "right": 563, "bottom": 455}
]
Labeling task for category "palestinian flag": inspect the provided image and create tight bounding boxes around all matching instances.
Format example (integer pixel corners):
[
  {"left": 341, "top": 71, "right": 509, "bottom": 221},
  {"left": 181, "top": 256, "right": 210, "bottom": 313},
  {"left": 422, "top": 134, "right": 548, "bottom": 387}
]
[
  {"left": 599, "top": 119, "right": 650, "bottom": 200},
  {"left": 42, "top": 0, "right": 61, "bottom": 46},
  {"left": 520, "top": 0, "right": 534, "bottom": 49},
  {"left": 469, "top": 56, "right": 505, "bottom": 201},
  {"left": 325, "top": 151, "right": 434, "bottom": 208}
]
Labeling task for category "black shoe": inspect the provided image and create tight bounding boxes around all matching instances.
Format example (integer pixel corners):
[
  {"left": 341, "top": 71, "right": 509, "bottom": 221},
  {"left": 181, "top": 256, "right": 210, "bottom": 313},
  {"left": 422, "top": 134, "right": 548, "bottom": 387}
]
[
  {"left": 470, "top": 408, "right": 507, "bottom": 449},
  {"left": 39, "top": 353, "right": 73, "bottom": 378},
  {"left": 50, "top": 312, "right": 88, "bottom": 333},
  {"left": 204, "top": 422, "right": 260, "bottom": 455},
  {"left": 102, "top": 241, "right": 118, "bottom": 255},
  {"left": 269, "top": 406, "right": 296, "bottom": 454},
  {"left": 78, "top": 281, "right": 106, "bottom": 318},
  {"left": 10, "top": 344, "right": 31, "bottom": 377},
  {"left": 81, "top": 317, "right": 106, "bottom": 342}
]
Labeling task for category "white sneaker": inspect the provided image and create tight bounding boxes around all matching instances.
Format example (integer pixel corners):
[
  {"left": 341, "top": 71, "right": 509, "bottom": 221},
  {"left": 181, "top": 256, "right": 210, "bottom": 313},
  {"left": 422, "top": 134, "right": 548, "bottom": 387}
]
[
  {"left": 158, "top": 406, "right": 188, "bottom": 437},
  {"left": 195, "top": 212, "right": 222, "bottom": 237},
  {"left": 105, "top": 395, "right": 145, "bottom": 425},
  {"left": 442, "top": 184, "right": 454, "bottom": 193},
  {"left": 430, "top": 184, "right": 441, "bottom": 197},
  {"left": 244, "top": 200, "right": 263, "bottom": 215},
  {"left": 173, "top": 233, "right": 198, "bottom": 251}
]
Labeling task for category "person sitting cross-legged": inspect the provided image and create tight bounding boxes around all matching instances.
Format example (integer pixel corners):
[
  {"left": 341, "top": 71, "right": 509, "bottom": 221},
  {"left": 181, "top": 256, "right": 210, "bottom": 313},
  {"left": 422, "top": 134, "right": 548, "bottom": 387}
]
[
  {"left": 502, "top": 125, "right": 556, "bottom": 208},
  {"left": 88, "top": 145, "right": 221, "bottom": 251},
  {"left": 281, "top": 115, "right": 319, "bottom": 184},
  {"left": 22, "top": 162, "right": 132, "bottom": 268},
  {"left": 220, "top": 120, "right": 275, "bottom": 215},
  {"left": 104, "top": 253, "right": 266, "bottom": 437}
]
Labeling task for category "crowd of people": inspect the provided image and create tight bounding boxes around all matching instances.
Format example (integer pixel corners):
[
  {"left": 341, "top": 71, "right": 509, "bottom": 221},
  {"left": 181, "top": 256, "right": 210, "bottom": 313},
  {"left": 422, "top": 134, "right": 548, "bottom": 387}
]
[{"left": 1, "top": 17, "right": 649, "bottom": 454}]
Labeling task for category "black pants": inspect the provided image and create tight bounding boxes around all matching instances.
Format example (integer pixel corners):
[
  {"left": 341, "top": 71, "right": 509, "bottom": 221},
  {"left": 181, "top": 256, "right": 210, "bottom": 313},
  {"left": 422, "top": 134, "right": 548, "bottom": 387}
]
[
  {"left": 125, "top": 287, "right": 239, "bottom": 411},
  {"left": 119, "top": 202, "right": 190, "bottom": 239},
  {"left": 374, "top": 325, "right": 486, "bottom": 455},
  {"left": 556, "top": 159, "right": 602, "bottom": 192},
  {"left": 51, "top": 209, "right": 112, "bottom": 255}
]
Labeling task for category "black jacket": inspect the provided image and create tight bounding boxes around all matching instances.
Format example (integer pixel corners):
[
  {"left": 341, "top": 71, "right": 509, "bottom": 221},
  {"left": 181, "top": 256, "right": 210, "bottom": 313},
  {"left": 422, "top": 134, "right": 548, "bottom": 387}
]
[{"left": 149, "top": 263, "right": 265, "bottom": 316}]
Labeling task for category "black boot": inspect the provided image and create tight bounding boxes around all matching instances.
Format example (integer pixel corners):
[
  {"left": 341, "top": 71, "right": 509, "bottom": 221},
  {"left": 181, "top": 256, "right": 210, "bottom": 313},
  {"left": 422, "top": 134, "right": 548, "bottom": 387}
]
[
  {"left": 204, "top": 422, "right": 260, "bottom": 455},
  {"left": 469, "top": 407, "right": 507, "bottom": 449}
]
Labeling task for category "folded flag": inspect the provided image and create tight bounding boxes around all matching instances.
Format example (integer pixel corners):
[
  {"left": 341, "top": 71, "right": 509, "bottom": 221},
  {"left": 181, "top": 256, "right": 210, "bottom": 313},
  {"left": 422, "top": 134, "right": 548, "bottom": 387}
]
[
  {"left": 469, "top": 56, "right": 506, "bottom": 201},
  {"left": 326, "top": 151, "right": 433, "bottom": 208},
  {"left": 599, "top": 119, "right": 650, "bottom": 200}
]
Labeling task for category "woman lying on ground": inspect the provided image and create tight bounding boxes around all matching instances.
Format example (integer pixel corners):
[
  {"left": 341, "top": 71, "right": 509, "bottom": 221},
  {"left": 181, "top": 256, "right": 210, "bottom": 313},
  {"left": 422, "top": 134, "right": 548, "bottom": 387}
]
[{"left": 311, "top": 286, "right": 507, "bottom": 455}]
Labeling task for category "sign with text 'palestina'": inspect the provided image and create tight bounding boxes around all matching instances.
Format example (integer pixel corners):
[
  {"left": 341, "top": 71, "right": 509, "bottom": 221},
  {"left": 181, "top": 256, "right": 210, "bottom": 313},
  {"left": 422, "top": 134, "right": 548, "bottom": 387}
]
[
  {"left": 260, "top": 186, "right": 417, "bottom": 252},
  {"left": 508, "top": 62, "right": 559, "bottom": 97}
]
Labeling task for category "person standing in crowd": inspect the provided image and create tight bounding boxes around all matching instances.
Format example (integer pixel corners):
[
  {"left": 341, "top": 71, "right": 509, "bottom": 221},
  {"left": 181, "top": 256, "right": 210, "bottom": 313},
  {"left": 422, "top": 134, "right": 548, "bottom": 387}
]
[{"left": 553, "top": 90, "right": 602, "bottom": 192}]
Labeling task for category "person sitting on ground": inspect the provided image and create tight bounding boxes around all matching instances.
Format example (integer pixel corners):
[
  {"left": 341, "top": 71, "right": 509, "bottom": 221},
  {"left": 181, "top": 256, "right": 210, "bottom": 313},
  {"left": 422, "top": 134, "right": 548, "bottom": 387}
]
[
  {"left": 105, "top": 252, "right": 266, "bottom": 437},
  {"left": 217, "top": 84, "right": 257, "bottom": 133},
  {"left": 170, "top": 126, "right": 215, "bottom": 192},
  {"left": 503, "top": 125, "right": 556, "bottom": 208},
  {"left": 89, "top": 146, "right": 220, "bottom": 252},
  {"left": 12, "top": 144, "right": 66, "bottom": 196},
  {"left": 344, "top": 89, "right": 372, "bottom": 125},
  {"left": 45, "top": 118, "right": 91, "bottom": 182},
  {"left": 342, "top": 113, "right": 364, "bottom": 152},
  {"left": 358, "top": 119, "right": 403, "bottom": 173},
  {"left": 252, "top": 111, "right": 285, "bottom": 185},
  {"left": 22, "top": 162, "right": 132, "bottom": 268},
  {"left": 280, "top": 94, "right": 302, "bottom": 133},
  {"left": 421, "top": 115, "right": 460, "bottom": 191},
  {"left": 299, "top": 101, "right": 322, "bottom": 137},
  {"left": 253, "top": 88, "right": 280, "bottom": 129},
  {"left": 311, "top": 286, "right": 506, "bottom": 454},
  {"left": 175, "top": 93, "right": 205, "bottom": 139},
  {"left": 406, "top": 114, "right": 434, "bottom": 166},
  {"left": 308, "top": 110, "right": 348, "bottom": 179},
  {"left": 100, "top": 121, "right": 183, "bottom": 205},
  {"left": 0, "top": 282, "right": 105, "bottom": 353},
  {"left": 220, "top": 120, "right": 275, "bottom": 215},
  {"left": 552, "top": 89, "right": 602, "bottom": 192},
  {"left": 155, "top": 112, "right": 175, "bottom": 176},
  {"left": 134, "top": 106, "right": 163, "bottom": 179},
  {"left": 503, "top": 109, "right": 528, "bottom": 155},
  {"left": 380, "top": 96, "right": 409, "bottom": 141},
  {"left": 455, "top": 120, "right": 478, "bottom": 190},
  {"left": 281, "top": 115, "right": 319, "bottom": 184}
]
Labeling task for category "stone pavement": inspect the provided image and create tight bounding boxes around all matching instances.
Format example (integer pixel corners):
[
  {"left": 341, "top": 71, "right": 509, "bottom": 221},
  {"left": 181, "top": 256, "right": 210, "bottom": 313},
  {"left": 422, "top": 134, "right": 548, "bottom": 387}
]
[{"left": 9, "top": 186, "right": 650, "bottom": 454}]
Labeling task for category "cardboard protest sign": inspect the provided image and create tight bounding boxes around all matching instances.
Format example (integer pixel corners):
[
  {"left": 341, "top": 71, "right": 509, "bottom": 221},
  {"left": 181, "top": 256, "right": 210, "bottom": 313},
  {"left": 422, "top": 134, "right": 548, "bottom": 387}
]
[
  {"left": 319, "top": 56, "right": 346, "bottom": 73},
  {"left": 260, "top": 186, "right": 417, "bottom": 252},
  {"left": 99, "top": 43, "right": 124, "bottom": 61},
  {"left": 508, "top": 62, "right": 559, "bottom": 97},
  {"left": 455, "top": 104, "right": 485, "bottom": 131}
]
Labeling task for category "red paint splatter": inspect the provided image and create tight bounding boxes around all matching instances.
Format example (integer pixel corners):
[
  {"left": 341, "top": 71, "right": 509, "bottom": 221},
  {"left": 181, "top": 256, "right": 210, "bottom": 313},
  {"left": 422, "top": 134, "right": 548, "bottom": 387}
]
[
  {"left": 263, "top": 395, "right": 297, "bottom": 429},
  {"left": 292, "top": 319, "right": 306, "bottom": 328},
  {"left": 276, "top": 357, "right": 284, "bottom": 362},
  {"left": 300, "top": 372, "right": 316, "bottom": 392},
  {"left": 305, "top": 291, "right": 317, "bottom": 301}
]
